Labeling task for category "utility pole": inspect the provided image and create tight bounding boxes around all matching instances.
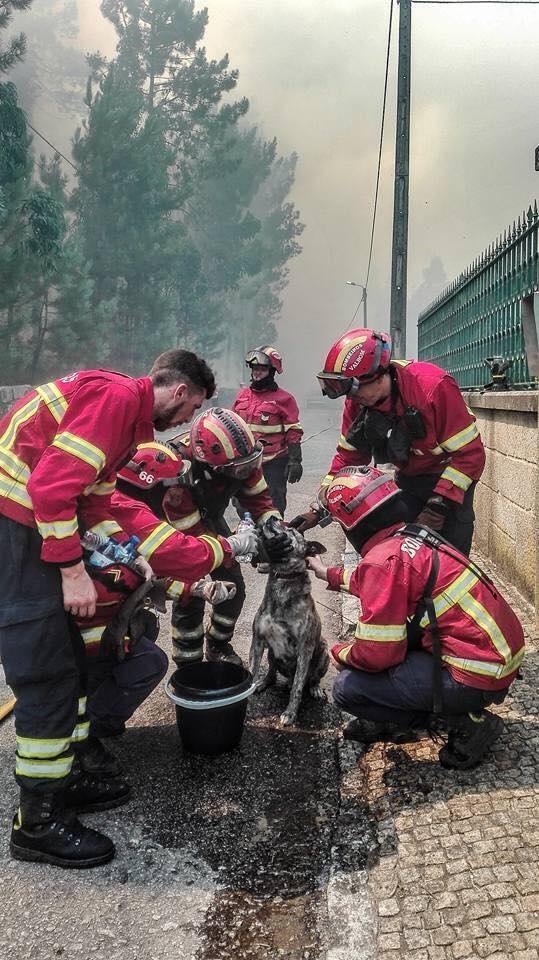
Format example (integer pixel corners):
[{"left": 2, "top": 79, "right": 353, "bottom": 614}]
[{"left": 390, "top": 0, "right": 412, "bottom": 358}]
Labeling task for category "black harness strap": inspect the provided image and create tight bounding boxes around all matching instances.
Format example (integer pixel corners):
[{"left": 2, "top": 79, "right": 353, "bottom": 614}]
[{"left": 423, "top": 550, "right": 443, "bottom": 714}]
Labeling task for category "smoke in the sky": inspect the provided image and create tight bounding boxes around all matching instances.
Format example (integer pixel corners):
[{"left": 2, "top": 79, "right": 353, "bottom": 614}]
[{"left": 14, "top": 0, "right": 539, "bottom": 395}]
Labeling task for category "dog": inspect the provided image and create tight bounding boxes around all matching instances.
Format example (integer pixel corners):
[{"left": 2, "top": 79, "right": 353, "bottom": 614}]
[{"left": 249, "top": 519, "right": 330, "bottom": 726}]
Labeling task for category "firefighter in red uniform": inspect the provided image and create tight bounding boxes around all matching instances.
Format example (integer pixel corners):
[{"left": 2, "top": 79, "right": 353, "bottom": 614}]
[
  {"left": 168, "top": 407, "right": 284, "bottom": 665},
  {"left": 0, "top": 349, "right": 261, "bottom": 870},
  {"left": 291, "top": 329, "right": 486, "bottom": 556},
  {"left": 77, "top": 441, "right": 243, "bottom": 778},
  {"left": 232, "top": 346, "right": 303, "bottom": 516},
  {"left": 308, "top": 466, "right": 525, "bottom": 770}
]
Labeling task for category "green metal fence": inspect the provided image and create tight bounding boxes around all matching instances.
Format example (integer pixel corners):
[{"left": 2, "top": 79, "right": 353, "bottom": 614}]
[{"left": 417, "top": 201, "right": 539, "bottom": 389}]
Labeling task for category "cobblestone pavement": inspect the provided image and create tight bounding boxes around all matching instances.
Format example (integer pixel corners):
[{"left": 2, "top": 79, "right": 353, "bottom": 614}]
[{"left": 337, "top": 554, "right": 539, "bottom": 960}]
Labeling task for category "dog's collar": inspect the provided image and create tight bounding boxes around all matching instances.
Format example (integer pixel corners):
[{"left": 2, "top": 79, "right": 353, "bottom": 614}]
[{"left": 270, "top": 569, "right": 306, "bottom": 580}]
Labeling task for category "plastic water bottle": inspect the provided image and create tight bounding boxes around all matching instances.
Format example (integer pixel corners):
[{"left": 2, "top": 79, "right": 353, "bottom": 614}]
[
  {"left": 235, "top": 511, "right": 256, "bottom": 564},
  {"left": 81, "top": 531, "right": 140, "bottom": 568}
]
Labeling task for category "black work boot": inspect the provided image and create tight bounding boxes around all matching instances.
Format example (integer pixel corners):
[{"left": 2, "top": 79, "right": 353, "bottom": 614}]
[
  {"left": 439, "top": 711, "right": 504, "bottom": 770},
  {"left": 342, "top": 717, "right": 424, "bottom": 745},
  {"left": 78, "top": 736, "right": 123, "bottom": 779},
  {"left": 205, "top": 637, "right": 243, "bottom": 667},
  {"left": 10, "top": 790, "right": 115, "bottom": 869},
  {"left": 65, "top": 767, "right": 131, "bottom": 813}
]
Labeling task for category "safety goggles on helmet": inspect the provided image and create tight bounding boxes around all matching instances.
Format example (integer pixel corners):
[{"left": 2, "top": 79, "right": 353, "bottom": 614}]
[
  {"left": 245, "top": 345, "right": 283, "bottom": 374},
  {"left": 212, "top": 443, "right": 264, "bottom": 480},
  {"left": 317, "top": 370, "right": 382, "bottom": 399},
  {"left": 246, "top": 350, "right": 271, "bottom": 368}
]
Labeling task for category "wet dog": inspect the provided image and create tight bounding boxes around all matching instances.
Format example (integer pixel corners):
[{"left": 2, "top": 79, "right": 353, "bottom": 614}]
[{"left": 250, "top": 520, "right": 330, "bottom": 726}]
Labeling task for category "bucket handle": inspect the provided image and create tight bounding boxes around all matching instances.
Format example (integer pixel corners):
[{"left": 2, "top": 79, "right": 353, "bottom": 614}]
[{"left": 164, "top": 677, "right": 257, "bottom": 711}]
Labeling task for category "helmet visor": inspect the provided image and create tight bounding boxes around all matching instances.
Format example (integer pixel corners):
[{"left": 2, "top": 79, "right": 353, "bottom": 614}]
[
  {"left": 214, "top": 444, "right": 264, "bottom": 480},
  {"left": 161, "top": 459, "right": 193, "bottom": 488},
  {"left": 246, "top": 350, "right": 271, "bottom": 368},
  {"left": 316, "top": 373, "right": 354, "bottom": 399}
]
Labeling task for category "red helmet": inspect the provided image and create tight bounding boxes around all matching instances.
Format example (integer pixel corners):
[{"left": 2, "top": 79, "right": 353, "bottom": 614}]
[
  {"left": 190, "top": 407, "right": 263, "bottom": 479},
  {"left": 317, "top": 329, "right": 391, "bottom": 398},
  {"left": 245, "top": 345, "right": 283, "bottom": 374},
  {"left": 325, "top": 466, "right": 399, "bottom": 531},
  {"left": 118, "top": 441, "right": 192, "bottom": 491}
]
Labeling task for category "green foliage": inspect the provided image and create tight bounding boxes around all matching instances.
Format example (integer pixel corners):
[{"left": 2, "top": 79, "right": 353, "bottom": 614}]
[{"left": 0, "top": 0, "right": 32, "bottom": 74}]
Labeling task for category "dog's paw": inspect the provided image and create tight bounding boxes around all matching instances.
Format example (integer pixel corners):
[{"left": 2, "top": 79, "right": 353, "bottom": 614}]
[
  {"left": 308, "top": 684, "right": 327, "bottom": 701},
  {"left": 280, "top": 711, "right": 297, "bottom": 726}
]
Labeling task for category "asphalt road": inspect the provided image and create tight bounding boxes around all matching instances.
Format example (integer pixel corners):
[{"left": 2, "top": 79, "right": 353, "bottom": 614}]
[{"left": 0, "top": 404, "right": 367, "bottom": 960}]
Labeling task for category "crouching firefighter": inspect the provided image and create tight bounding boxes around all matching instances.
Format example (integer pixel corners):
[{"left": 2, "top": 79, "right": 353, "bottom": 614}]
[
  {"left": 75, "top": 528, "right": 236, "bottom": 781},
  {"left": 307, "top": 466, "right": 525, "bottom": 770},
  {"left": 167, "top": 407, "right": 287, "bottom": 665}
]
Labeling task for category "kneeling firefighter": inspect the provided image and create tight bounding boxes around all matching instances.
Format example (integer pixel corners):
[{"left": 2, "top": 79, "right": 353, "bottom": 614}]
[
  {"left": 292, "top": 328, "right": 486, "bottom": 556},
  {"left": 76, "top": 441, "right": 264, "bottom": 782},
  {"left": 307, "top": 466, "right": 524, "bottom": 769},
  {"left": 167, "top": 407, "right": 288, "bottom": 666}
]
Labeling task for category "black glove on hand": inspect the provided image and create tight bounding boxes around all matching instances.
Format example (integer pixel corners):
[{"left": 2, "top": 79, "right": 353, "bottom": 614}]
[
  {"left": 416, "top": 495, "right": 452, "bottom": 533},
  {"left": 261, "top": 531, "right": 294, "bottom": 562},
  {"left": 286, "top": 442, "right": 303, "bottom": 484}
]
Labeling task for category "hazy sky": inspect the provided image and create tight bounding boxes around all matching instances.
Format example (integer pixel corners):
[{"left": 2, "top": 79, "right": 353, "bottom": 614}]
[{"left": 24, "top": 1, "right": 539, "bottom": 386}]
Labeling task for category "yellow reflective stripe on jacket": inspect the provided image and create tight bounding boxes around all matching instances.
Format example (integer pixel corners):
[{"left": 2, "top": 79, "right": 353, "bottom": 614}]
[
  {"left": 256, "top": 510, "right": 281, "bottom": 525},
  {"left": 138, "top": 522, "right": 176, "bottom": 559},
  {"left": 71, "top": 720, "right": 90, "bottom": 743},
  {"left": 339, "top": 569, "right": 352, "bottom": 594},
  {"left": 0, "top": 394, "right": 40, "bottom": 449},
  {"left": 335, "top": 642, "right": 354, "bottom": 664},
  {"left": 166, "top": 580, "right": 186, "bottom": 600},
  {"left": 248, "top": 422, "right": 283, "bottom": 434},
  {"left": 80, "top": 626, "right": 105, "bottom": 648},
  {"left": 84, "top": 479, "right": 116, "bottom": 497},
  {"left": 440, "top": 422, "right": 479, "bottom": 454},
  {"left": 36, "top": 517, "right": 78, "bottom": 540},
  {"left": 170, "top": 510, "right": 201, "bottom": 531},
  {"left": 284, "top": 421, "right": 302, "bottom": 432},
  {"left": 439, "top": 465, "right": 473, "bottom": 492},
  {"left": 78, "top": 695, "right": 87, "bottom": 715},
  {"left": 88, "top": 520, "right": 122, "bottom": 538},
  {"left": 355, "top": 621, "right": 407, "bottom": 643},
  {"left": 52, "top": 431, "right": 106, "bottom": 474},
  {"left": 242, "top": 476, "right": 268, "bottom": 496},
  {"left": 35, "top": 382, "right": 68, "bottom": 424},
  {"left": 338, "top": 433, "right": 357, "bottom": 452},
  {"left": 0, "top": 446, "right": 30, "bottom": 482},
  {"left": 0, "top": 468, "right": 32, "bottom": 509},
  {"left": 199, "top": 534, "right": 225, "bottom": 571},
  {"left": 16, "top": 735, "right": 72, "bottom": 759},
  {"left": 443, "top": 646, "right": 524, "bottom": 680},
  {"left": 419, "top": 567, "right": 479, "bottom": 628},
  {"left": 458, "top": 592, "right": 513, "bottom": 664},
  {"left": 320, "top": 474, "right": 334, "bottom": 487},
  {"left": 15, "top": 755, "right": 74, "bottom": 779}
]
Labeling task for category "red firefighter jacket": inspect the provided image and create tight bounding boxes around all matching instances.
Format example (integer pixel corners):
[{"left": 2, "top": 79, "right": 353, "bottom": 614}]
[
  {"left": 0, "top": 370, "right": 154, "bottom": 564},
  {"left": 324, "top": 361, "right": 485, "bottom": 505},
  {"left": 327, "top": 525, "right": 524, "bottom": 692},
  {"left": 77, "top": 484, "right": 229, "bottom": 655},
  {"left": 232, "top": 386, "right": 303, "bottom": 462}
]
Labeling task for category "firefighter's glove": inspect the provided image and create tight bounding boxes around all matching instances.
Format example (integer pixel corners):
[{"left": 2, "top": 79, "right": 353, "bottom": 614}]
[
  {"left": 133, "top": 555, "right": 153, "bottom": 581},
  {"left": 190, "top": 577, "right": 237, "bottom": 604},
  {"left": 226, "top": 528, "right": 259, "bottom": 559},
  {"left": 416, "top": 495, "right": 452, "bottom": 533},
  {"left": 288, "top": 508, "right": 321, "bottom": 533},
  {"left": 285, "top": 443, "right": 303, "bottom": 484}
]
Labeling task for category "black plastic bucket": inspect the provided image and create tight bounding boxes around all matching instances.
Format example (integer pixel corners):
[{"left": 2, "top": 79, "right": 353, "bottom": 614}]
[{"left": 165, "top": 661, "right": 256, "bottom": 755}]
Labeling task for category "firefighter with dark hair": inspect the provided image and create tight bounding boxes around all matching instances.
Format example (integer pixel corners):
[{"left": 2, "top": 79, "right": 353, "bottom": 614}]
[
  {"left": 291, "top": 329, "right": 486, "bottom": 556},
  {"left": 233, "top": 346, "right": 303, "bottom": 516},
  {"left": 0, "top": 349, "right": 263, "bottom": 870},
  {"left": 307, "top": 466, "right": 524, "bottom": 770}
]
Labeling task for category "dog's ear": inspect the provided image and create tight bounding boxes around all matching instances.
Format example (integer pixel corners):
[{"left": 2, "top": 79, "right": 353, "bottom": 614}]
[{"left": 304, "top": 540, "right": 327, "bottom": 556}]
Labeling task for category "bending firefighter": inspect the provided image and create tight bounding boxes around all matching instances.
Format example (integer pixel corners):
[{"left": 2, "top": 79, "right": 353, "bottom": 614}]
[
  {"left": 0, "top": 350, "right": 224, "bottom": 869},
  {"left": 233, "top": 346, "right": 303, "bottom": 516},
  {"left": 167, "top": 407, "right": 285, "bottom": 665},
  {"left": 308, "top": 466, "right": 525, "bottom": 770},
  {"left": 292, "top": 329, "right": 485, "bottom": 555}
]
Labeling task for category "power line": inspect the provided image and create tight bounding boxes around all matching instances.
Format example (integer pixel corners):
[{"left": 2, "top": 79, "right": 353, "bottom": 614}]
[
  {"left": 26, "top": 121, "right": 78, "bottom": 172},
  {"left": 346, "top": 0, "right": 394, "bottom": 332}
]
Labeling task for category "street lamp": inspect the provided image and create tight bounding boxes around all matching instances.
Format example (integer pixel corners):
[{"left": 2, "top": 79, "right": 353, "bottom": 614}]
[{"left": 345, "top": 280, "right": 368, "bottom": 327}]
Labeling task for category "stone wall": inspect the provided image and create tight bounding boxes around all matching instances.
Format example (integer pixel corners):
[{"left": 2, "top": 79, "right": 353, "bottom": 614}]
[{"left": 463, "top": 390, "right": 538, "bottom": 633}]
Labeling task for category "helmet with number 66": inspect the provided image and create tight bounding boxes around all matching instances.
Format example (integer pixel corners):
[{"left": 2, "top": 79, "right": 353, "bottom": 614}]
[{"left": 117, "top": 441, "right": 192, "bottom": 491}]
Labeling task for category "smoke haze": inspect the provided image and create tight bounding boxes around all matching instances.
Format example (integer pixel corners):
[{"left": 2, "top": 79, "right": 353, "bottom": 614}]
[{"left": 16, "top": 0, "right": 539, "bottom": 396}]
